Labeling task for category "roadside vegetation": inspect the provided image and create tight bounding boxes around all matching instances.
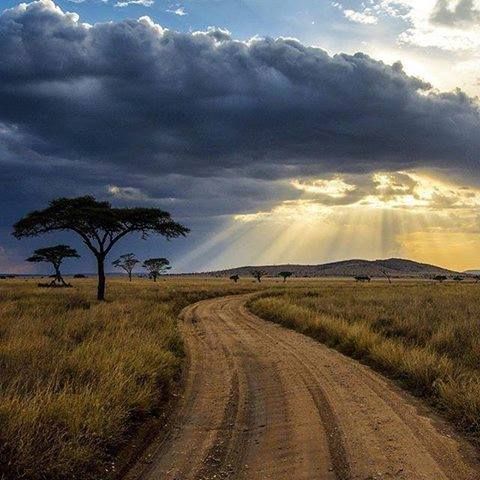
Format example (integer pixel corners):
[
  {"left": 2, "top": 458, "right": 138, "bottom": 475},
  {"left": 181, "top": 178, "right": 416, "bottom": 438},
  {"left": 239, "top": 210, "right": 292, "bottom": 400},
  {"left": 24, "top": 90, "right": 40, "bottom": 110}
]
[
  {"left": 0, "top": 277, "right": 260, "bottom": 480},
  {"left": 249, "top": 282, "right": 480, "bottom": 437}
]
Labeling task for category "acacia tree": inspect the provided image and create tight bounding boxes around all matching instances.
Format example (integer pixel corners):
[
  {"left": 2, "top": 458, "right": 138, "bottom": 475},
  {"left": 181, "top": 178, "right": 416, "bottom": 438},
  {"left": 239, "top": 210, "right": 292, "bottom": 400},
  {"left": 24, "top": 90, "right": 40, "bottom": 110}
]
[
  {"left": 278, "top": 271, "right": 293, "bottom": 283},
  {"left": 381, "top": 269, "right": 392, "bottom": 284},
  {"left": 13, "top": 196, "right": 189, "bottom": 300},
  {"left": 250, "top": 269, "right": 267, "bottom": 283},
  {"left": 112, "top": 253, "right": 139, "bottom": 281},
  {"left": 230, "top": 274, "right": 240, "bottom": 283},
  {"left": 26, "top": 245, "right": 79, "bottom": 287},
  {"left": 143, "top": 258, "right": 171, "bottom": 282}
]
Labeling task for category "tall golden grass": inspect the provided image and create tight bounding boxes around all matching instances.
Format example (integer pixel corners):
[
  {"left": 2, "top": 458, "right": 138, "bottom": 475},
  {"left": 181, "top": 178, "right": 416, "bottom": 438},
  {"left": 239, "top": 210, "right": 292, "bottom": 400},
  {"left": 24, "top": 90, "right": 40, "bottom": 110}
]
[
  {"left": 0, "top": 277, "right": 258, "bottom": 480},
  {"left": 248, "top": 282, "right": 480, "bottom": 436}
]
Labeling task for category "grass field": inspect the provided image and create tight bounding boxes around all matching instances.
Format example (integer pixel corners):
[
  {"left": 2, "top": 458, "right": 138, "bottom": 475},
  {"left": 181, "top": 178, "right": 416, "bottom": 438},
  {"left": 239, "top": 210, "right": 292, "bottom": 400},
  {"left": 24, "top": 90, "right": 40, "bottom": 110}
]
[
  {"left": 248, "top": 281, "right": 480, "bottom": 438},
  {"left": 3, "top": 277, "right": 480, "bottom": 479},
  {"left": 0, "top": 277, "right": 262, "bottom": 480}
]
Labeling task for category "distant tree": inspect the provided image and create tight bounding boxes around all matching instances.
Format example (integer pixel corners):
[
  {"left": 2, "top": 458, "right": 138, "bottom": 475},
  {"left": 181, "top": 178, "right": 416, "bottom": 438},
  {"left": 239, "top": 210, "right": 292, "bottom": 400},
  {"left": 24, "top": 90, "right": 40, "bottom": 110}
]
[
  {"left": 355, "top": 275, "right": 371, "bottom": 282},
  {"left": 453, "top": 275, "right": 464, "bottom": 282},
  {"left": 474, "top": 275, "right": 480, "bottom": 283},
  {"left": 26, "top": 245, "right": 79, "bottom": 287},
  {"left": 112, "top": 253, "right": 139, "bottom": 281},
  {"left": 381, "top": 270, "right": 392, "bottom": 284},
  {"left": 13, "top": 196, "right": 188, "bottom": 300},
  {"left": 278, "top": 271, "right": 293, "bottom": 282},
  {"left": 433, "top": 275, "right": 447, "bottom": 283},
  {"left": 251, "top": 269, "right": 267, "bottom": 283},
  {"left": 143, "top": 258, "right": 171, "bottom": 282},
  {"left": 73, "top": 274, "right": 87, "bottom": 279},
  {"left": 230, "top": 274, "right": 240, "bottom": 283}
]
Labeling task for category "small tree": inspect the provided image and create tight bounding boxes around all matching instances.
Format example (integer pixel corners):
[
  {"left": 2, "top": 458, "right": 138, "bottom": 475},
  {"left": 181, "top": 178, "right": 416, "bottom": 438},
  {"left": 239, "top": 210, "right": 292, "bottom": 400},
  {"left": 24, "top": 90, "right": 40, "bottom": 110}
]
[
  {"left": 26, "top": 245, "right": 79, "bottom": 287},
  {"left": 13, "top": 196, "right": 188, "bottom": 300},
  {"left": 251, "top": 269, "right": 266, "bottom": 283},
  {"left": 230, "top": 274, "right": 240, "bottom": 283},
  {"left": 381, "top": 269, "right": 392, "bottom": 284},
  {"left": 278, "top": 271, "right": 293, "bottom": 283},
  {"left": 433, "top": 275, "right": 447, "bottom": 283},
  {"left": 453, "top": 275, "right": 464, "bottom": 282},
  {"left": 112, "top": 253, "right": 139, "bottom": 281},
  {"left": 143, "top": 258, "right": 171, "bottom": 282}
]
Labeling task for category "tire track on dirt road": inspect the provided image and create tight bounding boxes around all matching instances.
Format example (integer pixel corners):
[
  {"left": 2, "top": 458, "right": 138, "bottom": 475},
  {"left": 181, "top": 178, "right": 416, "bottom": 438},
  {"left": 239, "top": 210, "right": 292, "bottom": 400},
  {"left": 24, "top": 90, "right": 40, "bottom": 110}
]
[{"left": 125, "top": 295, "right": 480, "bottom": 480}]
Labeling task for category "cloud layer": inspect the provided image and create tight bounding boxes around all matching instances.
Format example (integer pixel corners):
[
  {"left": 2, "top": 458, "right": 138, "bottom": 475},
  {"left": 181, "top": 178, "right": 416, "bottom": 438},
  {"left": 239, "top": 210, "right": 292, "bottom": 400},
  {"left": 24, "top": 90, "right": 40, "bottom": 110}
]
[{"left": 1, "top": 0, "right": 479, "bottom": 191}]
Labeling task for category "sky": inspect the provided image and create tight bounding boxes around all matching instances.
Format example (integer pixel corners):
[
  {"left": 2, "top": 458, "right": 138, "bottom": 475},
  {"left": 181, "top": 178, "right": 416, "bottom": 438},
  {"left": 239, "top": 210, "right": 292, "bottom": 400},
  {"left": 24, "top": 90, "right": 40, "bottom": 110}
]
[{"left": 1, "top": 0, "right": 480, "bottom": 274}]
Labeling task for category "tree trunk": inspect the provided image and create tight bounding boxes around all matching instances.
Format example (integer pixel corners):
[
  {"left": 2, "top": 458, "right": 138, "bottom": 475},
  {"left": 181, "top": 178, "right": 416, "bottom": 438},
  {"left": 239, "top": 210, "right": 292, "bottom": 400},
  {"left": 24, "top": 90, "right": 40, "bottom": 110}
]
[
  {"left": 97, "top": 255, "right": 106, "bottom": 301},
  {"left": 128, "top": 271, "right": 132, "bottom": 282},
  {"left": 53, "top": 266, "right": 67, "bottom": 286}
]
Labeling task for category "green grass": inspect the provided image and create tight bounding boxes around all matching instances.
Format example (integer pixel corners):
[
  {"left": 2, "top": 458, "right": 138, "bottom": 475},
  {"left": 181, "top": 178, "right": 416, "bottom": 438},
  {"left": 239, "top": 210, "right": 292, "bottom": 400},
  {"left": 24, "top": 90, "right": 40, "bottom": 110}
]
[
  {"left": 248, "top": 282, "right": 480, "bottom": 436},
  {"left": 0, "top": 277, "right": 260, "bottom": 480}
]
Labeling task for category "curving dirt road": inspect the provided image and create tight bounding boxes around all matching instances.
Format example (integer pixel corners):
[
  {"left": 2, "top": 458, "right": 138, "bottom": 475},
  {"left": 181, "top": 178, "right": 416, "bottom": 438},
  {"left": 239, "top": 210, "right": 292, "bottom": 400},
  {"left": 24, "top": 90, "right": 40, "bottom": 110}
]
[{"left": 126, "top": 294, "right": 480, "bottom": 480}]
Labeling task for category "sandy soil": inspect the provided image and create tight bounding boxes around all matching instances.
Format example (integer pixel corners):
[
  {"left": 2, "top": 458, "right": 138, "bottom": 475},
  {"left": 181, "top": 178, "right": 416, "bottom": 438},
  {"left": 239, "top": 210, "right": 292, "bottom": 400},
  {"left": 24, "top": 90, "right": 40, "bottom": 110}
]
[{"left": 125, "top": 294, "right": 480, "bottom": 480}]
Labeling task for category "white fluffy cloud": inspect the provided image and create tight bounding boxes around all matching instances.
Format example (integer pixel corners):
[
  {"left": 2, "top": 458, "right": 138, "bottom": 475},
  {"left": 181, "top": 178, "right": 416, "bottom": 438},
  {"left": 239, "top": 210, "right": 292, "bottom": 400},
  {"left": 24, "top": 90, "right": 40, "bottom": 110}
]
[
  {"left": 114, "top": 0, "right": 154, "bottom": 7},
  {"left": 344, "top": 9, "right": 379, "bottom": 24},
  {"left": 166, "top": 6, "right": 187, "bottom": 16},
  {"left": 332, "top": 2, "right": 379, "bottom": 24}
]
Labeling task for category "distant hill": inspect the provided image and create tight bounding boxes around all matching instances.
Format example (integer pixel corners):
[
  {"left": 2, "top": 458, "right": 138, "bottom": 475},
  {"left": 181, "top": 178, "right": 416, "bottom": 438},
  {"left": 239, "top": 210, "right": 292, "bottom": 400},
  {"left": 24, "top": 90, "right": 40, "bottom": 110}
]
[{"left": 196, "top": 258, "right": 458, "bottom": 278}]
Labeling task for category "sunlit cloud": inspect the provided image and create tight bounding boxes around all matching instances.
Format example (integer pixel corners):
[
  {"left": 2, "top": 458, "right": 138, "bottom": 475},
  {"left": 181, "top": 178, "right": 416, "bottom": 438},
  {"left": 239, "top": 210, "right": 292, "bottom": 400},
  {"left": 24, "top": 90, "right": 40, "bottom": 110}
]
[
  {"left": 344, "top": 9, "right": 378, "bottom": 24},
  {"left": 291, "top": 177, "right": 356, "bottom": 198},
  {"left": 108, "top": 185, "right": 149, "bottom": 201},
  {"left": 376, "top": 0, "right": 480, "bottom": 51},
  {"left": 332, "top": 2, "right": 379, "bottom": 24}
]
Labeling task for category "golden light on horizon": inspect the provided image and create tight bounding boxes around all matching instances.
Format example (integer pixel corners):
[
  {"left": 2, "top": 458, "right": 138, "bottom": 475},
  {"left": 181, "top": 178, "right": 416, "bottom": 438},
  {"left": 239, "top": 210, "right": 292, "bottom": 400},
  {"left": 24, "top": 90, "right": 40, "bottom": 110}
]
[{"left": 192, "top": 171, "right": 480, "bottom": 272}]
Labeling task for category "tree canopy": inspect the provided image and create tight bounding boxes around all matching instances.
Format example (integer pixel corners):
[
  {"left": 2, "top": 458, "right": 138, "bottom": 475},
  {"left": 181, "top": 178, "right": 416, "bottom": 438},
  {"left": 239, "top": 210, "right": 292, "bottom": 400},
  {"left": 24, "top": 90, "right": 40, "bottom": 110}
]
[
  {"left": 26, "top": 244, "right": 79, "bottom": 287},
  {"left": 250, "top": 269, "right": 267, "bottom": 283},
  {"left": 278, "top": 271, "right": 293, "bottom": 282},
  {"left": 13, "top": 196, "right": 189, "bottom": 253},
  {"left": 112, "top": 253, "right": 140, "bottom": 281},
  {"left": 14, "top": 196, "right": 189, "bottom": 299},
  {"left": 143, "top": 258, "right": 171, "bottom": 282}
]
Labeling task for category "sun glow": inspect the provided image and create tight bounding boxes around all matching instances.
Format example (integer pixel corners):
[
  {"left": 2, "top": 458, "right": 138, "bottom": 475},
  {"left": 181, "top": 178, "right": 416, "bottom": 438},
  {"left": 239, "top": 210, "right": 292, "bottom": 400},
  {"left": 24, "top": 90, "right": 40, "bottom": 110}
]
[{"left": 183, "top": 171, "right": 480, "bottom": 272}]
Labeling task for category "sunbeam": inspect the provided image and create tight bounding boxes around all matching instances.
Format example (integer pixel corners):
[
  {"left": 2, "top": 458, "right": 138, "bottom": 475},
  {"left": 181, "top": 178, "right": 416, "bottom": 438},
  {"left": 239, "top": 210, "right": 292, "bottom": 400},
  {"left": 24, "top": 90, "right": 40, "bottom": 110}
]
[{"left": 197, "top": 170, "right": 480, "bottom": 271}]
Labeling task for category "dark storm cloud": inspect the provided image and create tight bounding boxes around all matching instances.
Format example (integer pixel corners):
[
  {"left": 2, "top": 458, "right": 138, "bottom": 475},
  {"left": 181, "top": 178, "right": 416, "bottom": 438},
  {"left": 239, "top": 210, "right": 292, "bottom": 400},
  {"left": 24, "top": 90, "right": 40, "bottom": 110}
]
[{"left": 1, "top": 0, "right": 479, "bottom": 188}]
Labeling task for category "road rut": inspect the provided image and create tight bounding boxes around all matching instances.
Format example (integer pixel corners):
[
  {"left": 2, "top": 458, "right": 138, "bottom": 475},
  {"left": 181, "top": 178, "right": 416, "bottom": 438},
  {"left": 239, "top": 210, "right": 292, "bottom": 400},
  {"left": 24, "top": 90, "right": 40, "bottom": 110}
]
[{"left": 127, "top": 294, "right": 480, "bottom": 480}]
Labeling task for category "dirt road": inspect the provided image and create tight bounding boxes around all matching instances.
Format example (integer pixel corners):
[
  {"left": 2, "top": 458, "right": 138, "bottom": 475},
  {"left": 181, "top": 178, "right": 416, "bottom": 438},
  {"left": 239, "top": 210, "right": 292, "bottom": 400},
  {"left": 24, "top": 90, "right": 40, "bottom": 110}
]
[{"left": 127, "top": 294, "right": 480, "bottom": 480}]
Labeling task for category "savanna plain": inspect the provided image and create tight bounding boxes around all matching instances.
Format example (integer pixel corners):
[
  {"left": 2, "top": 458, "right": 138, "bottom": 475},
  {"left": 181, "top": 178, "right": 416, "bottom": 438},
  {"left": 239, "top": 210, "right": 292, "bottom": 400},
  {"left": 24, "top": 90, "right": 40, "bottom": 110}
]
[{"left": 2, "top": 277, "right": 480, "bottom": 479}]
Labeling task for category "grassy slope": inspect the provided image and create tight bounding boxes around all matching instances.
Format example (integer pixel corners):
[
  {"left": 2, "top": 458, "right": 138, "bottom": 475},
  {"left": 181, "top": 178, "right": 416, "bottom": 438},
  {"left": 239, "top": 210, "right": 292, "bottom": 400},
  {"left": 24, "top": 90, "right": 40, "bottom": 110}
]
[
  {"left": 248, "top": 282, "right": 480, "bottom": 437},
  {"left": 0, "top": 278, "right": 260, "bottom": 480}
]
